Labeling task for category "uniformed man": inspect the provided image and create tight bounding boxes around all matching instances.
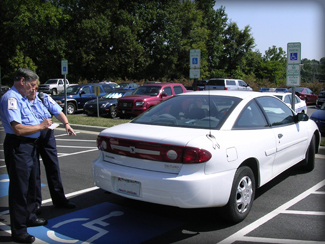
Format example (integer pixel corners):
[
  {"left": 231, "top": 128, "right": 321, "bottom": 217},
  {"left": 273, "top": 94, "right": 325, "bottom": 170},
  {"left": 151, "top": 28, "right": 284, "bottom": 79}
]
[
  {"left": 0, "top": 68, "right": 51, "bottom": 243},
  {"left": 27, "top": 84, "right": 76, "bottom": 214}
]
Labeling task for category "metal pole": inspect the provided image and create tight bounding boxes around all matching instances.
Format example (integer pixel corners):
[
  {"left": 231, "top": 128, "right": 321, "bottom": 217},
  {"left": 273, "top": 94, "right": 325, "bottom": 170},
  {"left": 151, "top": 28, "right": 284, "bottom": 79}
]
[
  {"left": 291, "top": 87, "right": 295, "bottom": 112},
  {"left": 64, "top": 74, "right": 67, "bottom": 116},
  {"left": 97, "top": 96, "right": 99, "bottom": 117}
]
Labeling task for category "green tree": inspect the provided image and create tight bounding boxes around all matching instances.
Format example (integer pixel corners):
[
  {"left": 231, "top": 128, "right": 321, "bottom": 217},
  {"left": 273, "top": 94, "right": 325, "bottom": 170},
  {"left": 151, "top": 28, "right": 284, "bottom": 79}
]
[
  {"left": 219, "top": 22, "right": 255, "bottom": 78},
  {"left": 0, "top": 0, "right": 70, "bottom": 83}
]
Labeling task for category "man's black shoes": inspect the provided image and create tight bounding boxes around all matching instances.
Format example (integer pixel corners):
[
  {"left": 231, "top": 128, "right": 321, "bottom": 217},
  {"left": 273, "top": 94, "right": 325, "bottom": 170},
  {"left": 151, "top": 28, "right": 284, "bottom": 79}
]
[
  {"left": 55, "top": 201, "right": 76, "bottom": 209},
  {"left": 12, "top": 233, "right": 35, "bottom": 243},
  {"left": 32, "top": 205, "right": 41, "bottom": 215},
  {"left": 27, "top": 218, "right": 48, "bottom": 227}
]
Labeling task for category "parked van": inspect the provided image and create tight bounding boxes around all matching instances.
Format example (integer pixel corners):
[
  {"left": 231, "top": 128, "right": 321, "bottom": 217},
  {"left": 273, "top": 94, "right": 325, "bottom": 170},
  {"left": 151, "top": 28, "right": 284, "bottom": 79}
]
[{"left": 205, "top": 78, "right": 252, "bottom": 91}]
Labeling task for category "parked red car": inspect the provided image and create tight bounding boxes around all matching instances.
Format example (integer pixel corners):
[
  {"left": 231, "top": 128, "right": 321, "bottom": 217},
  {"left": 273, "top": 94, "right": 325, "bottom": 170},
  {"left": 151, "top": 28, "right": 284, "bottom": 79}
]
[
  {"left": 288, "top": 87, "right": 318, "bottom": 105},
  {"left": 116, "top": 83, "right": 189, "bottom": 118}
]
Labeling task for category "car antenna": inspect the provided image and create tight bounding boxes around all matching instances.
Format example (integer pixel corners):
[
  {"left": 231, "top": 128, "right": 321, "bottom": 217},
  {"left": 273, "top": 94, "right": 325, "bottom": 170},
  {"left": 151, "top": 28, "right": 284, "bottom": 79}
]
[{"left": 206, "top": 88, "right": 220, "bottom": 149}]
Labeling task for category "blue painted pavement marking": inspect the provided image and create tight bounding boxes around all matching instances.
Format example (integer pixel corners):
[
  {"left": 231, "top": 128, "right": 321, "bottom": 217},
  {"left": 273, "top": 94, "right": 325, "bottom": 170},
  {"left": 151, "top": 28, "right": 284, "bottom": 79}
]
[
  {"left": 29, "top": 202, "right": 183, "bottom": 244},
  {"left": 0, "top": 174, "right": 46, "bottom": 198},
  {"left": 0, "top": 175, "right": 9, "bottom": 198}
]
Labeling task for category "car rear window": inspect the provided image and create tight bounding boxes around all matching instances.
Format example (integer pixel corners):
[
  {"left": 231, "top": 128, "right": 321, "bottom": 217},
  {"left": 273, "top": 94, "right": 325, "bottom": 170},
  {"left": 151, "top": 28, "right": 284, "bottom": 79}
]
[
  {"left": 132, "top": 95, "right": 241, "bottom": 129},
  {"left": 174, "top": 86, "right": 184, "bottom": 94},
  {"left": 207, "top": 79, "right": 225, "bottom": 86}
]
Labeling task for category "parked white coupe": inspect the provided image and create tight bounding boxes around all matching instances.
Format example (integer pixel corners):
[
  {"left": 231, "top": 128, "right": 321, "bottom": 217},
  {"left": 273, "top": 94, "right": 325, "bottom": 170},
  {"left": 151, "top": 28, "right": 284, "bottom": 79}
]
[{"left": 92, "top": 91, "right": 320, "bottom": 223}]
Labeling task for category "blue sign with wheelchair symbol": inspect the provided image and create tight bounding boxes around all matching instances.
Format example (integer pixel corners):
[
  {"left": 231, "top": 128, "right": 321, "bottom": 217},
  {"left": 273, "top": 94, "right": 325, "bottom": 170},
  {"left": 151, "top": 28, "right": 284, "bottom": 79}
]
[
  {"left": 29, "top": 202, "right": 183, "bottom": 244},
  {"left": 290, "top": 53, "right": 298, "bottom": 61},
  {"left": 192, "top": 58, "right": 198, "bottom": 65}
]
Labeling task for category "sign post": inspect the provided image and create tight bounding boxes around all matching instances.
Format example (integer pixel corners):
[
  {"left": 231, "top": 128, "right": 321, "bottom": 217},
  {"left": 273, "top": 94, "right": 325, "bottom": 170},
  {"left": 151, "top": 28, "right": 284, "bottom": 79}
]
[
  {"left": 189, "top": 49, "right": 201, "bottom": 80},
  {"left": 61, "top": 60, "right": 68, "bottom": 115},
  {"left": 286, "top": 43, "right": 301, "bottom": 112},
  {"left": 94, "top": 86, "right": 101, "bottom": 117}
]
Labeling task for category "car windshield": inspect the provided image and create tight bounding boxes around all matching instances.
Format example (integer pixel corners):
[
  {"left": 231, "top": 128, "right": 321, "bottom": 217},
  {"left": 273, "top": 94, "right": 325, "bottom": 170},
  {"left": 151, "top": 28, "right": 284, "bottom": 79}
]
[
  {"left": 132, "top": 95, "right": 241, "bottom": 129},
  {"left": 133, "top": 86, "right": 161, "bottom": 96},
  {"left": 45, "top": 79, "right": 58, "bottom": 84},
  {"left": 101, "top": 92, "right": 125, "bottom": 99},
  {"left": 59, "top": 86, "right": 81, "bottom": 95},
  {"left": 116, "top": 83, "right": 131, "bottom": 89}
]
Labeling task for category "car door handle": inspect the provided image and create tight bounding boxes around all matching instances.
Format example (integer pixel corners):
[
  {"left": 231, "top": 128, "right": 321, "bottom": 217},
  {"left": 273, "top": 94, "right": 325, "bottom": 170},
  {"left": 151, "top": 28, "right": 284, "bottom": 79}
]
[{"left": 278, "top": 134, "right": 283, "bottom": 139}]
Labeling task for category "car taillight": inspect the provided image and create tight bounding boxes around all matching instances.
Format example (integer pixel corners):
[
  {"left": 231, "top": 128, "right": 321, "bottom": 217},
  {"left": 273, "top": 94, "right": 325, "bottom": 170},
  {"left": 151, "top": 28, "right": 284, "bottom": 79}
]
[
  {"left": 224, "top": 87, "right": 228, "bottom": 90},
  {"left": 97, "top": 135, "right": 211, "bottom": 164}
]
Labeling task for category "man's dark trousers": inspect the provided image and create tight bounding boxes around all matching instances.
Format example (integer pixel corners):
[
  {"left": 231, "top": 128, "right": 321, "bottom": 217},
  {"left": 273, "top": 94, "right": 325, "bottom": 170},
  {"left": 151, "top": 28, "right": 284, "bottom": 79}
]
[{"left": 36, "top": 129, "right": 68, "bottom": 206}]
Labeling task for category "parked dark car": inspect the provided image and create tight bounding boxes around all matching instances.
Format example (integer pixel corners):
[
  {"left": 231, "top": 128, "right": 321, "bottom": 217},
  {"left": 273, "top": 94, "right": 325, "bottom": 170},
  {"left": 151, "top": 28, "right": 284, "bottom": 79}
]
[
  {"left": 288, "top": 87, "right": 318, "bottom": 105},
  {"left": 83, "top": 89, "right": 134, "bottom": 118},
  {"left": 316, "top": 90, "right": 325, "bottom": 108},
  {"left": 186, "top": 80, "right": 208, "bottom": 91},
  {"left": 52, "top": 83, "right": 115, "bottom": 114},
  {"left": 310, "top": 102, "right": 325, "bottom": 135},
  {"left": 1, "top": 86, "right": 10, "bottom": 97}
]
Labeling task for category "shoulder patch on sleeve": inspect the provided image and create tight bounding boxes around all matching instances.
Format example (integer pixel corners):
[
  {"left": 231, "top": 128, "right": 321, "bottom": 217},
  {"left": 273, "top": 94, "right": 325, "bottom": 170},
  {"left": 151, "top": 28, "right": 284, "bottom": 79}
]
[
  {"left": 48, "top": 96, "right": 56, "bottom": 104},
  {"left": 8, "top": 98, "right": 17, "bottom": 110}
]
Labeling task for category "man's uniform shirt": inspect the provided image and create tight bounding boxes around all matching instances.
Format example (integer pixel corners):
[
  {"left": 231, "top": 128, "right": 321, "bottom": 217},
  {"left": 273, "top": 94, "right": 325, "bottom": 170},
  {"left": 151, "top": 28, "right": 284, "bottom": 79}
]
[{"left": 0, "top": 87, "right": 40, "bottom": 138}]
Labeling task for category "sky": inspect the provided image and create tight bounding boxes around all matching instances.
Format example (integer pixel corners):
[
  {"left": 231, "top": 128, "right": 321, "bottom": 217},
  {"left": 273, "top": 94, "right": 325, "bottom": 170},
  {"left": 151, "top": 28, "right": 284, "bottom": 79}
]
[{"left": 214, "top": 0, "right": 325, "bottom": 61}]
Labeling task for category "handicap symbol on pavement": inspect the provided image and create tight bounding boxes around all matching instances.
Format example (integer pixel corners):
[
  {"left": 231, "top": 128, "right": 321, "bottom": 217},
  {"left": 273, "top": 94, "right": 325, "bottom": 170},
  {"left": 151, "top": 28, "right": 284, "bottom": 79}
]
[
  {"left": 0, "top": 175, "right": 9, "bottom": 198},
  {"left": 28, "top": 202, "right": 183, "bottom": 244},
  {"left": 290, "top": 53, "right": 298, "bottom": 61}
]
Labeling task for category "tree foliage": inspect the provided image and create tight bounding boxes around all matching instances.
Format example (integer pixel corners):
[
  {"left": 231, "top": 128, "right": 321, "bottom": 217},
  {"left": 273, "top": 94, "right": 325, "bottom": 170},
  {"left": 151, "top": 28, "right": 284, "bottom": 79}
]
[{"left": 0, "top": 0, "right": 324, "bottom": 86}]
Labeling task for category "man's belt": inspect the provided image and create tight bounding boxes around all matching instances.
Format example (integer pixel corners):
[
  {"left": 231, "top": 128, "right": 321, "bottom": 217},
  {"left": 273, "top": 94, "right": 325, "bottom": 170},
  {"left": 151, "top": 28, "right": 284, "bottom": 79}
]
[{"left": 6, "top": 133, "right": 39, "bottom": 143}]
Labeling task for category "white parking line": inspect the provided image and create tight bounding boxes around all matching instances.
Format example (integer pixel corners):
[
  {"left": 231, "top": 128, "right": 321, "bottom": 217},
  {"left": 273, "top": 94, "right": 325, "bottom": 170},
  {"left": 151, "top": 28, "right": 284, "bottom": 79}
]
[{"left": 217, "top": 180, "right": 325, "bottom": 244}]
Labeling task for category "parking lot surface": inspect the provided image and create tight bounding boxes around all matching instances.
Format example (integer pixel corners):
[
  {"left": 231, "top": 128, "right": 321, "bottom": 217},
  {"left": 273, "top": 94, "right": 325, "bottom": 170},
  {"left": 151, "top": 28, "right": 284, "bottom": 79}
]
[{"left": 0, "top": 114, "right": 324, "bottom": 243}]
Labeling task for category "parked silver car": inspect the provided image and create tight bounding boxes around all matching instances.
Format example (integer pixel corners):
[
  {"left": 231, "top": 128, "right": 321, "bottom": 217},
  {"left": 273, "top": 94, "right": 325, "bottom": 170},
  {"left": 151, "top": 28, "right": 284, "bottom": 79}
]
[{"left": 205, "top": 78, "right": 252, "bottom": 91}]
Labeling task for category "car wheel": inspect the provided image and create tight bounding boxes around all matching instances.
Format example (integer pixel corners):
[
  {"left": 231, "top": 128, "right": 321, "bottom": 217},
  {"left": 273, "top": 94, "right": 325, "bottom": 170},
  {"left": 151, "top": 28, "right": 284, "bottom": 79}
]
[
  {"left": 221, "top": 166, "right": 255, "bottom": 223},
  {"left": 301, "top": 135, "right": 315, "bottom": 172},
  {"left": 109, "top": 105, "right": 117, "bottom": 118},
  {"left": 67, "top": 102, "right": 76, "bottom": 115},
  {"left": 52, "top": 89, "right": 57, "bottom": 95}
]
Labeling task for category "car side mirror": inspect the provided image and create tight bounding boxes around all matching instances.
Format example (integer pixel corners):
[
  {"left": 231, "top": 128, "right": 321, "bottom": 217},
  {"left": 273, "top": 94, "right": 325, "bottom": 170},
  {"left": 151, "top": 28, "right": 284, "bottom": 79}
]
[
  {"left": 161, "top": 93, "right": 168, "bottom": 98},
  {"left": 295, "top": 112, "right": 309, "bottom": 123}
]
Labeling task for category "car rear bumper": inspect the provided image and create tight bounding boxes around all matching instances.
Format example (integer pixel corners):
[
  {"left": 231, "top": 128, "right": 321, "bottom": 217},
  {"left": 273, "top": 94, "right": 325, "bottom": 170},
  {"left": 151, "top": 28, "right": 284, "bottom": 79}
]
[{"left": 92, "top": 155, "right": 234, "bottom": 208}]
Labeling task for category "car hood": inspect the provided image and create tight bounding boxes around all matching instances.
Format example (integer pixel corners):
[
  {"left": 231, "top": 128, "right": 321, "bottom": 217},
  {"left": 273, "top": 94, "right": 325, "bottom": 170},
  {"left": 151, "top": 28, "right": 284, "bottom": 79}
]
[
  {"left": 311, "top": 110, "right": 325, "bottom": 119},
  {"left": 99, "top": 122, "right": 210, "bottom": 147},
  {"left": 118, "top": 95, "right": 156, "bottom": 101},
  {"left": 87, "top": 98, "right": 117, "bottom": 105}
]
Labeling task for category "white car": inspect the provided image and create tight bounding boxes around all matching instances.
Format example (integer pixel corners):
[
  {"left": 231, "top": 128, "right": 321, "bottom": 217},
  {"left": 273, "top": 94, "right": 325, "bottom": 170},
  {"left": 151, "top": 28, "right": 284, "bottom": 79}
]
[
  {"left": 270, "top": 92, "right": 307, "bottom": 114},
  {"left": 92, "top": 91, "right": 320, "bottom": 223},
  {"left": 260, "top": 88, "right": 307, "bottom": 114}
]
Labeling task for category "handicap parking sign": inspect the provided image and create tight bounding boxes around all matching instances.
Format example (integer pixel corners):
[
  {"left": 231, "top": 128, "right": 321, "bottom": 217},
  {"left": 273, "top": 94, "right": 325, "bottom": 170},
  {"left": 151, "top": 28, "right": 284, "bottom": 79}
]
[
  {"left": 290, "top": 53, "right": 298, "bottom": 61},
  {"left": 29, "top": 202, "right": 183, "bottom": 244}
]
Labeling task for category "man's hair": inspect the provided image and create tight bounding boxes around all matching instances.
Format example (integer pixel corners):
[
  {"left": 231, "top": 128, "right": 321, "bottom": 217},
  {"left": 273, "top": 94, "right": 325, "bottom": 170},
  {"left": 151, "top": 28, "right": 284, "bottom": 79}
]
[{"left": 14, "top": 68, "right": 39, "bottom": 83}]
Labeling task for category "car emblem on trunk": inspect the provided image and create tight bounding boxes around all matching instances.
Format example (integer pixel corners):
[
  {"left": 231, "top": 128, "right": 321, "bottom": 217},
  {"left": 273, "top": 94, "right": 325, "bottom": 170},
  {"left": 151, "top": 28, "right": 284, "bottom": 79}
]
[{"left": 130, "top": 146, "right": 136, "bottom": 154}]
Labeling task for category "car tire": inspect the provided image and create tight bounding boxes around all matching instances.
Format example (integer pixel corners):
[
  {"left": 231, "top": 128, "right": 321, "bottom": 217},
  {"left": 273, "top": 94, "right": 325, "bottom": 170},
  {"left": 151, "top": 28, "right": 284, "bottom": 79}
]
[
  {"left": 301, "top": 135, "right": 315, "bottom": 172},
  {"left": 109, "top": 105, "right": 117, "bottom": 118},
  {"left": 67, "top": 102, "right": 76, "bottom": 115},
  {"left": 52, "top": 89, "right": 57, "bottom": 95},
  {"left": 220, "top": 166, "right": 255, "bottom": 224}
]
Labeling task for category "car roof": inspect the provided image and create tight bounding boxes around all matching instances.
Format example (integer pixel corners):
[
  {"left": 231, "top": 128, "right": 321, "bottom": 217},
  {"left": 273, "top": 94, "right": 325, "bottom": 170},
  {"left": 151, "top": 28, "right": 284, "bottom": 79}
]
[
  {"left": 108, "top": 88, "right": 133, "bottom": 92},
  {"left": 73, "top": 83, "right": 112, "bottom": 87},
  {"left": 178, "top": 90, "right": 267, "bottom": 99},
  {"left": 142, "top": 83, "right": 182, "bottom": 86}
]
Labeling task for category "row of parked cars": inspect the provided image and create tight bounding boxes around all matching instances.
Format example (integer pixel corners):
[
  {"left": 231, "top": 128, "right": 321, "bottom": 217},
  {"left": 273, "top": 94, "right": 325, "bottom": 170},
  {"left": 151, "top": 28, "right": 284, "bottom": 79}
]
[{"left": 35, "top": 78, "right": 324, "bottom": 135}]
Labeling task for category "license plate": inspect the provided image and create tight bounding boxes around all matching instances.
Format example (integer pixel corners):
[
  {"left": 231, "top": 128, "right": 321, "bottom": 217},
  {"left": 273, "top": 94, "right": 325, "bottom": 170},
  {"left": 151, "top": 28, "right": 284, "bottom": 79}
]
[{"left": 117, "top": 177, "right": 140, "bottom": 197}]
